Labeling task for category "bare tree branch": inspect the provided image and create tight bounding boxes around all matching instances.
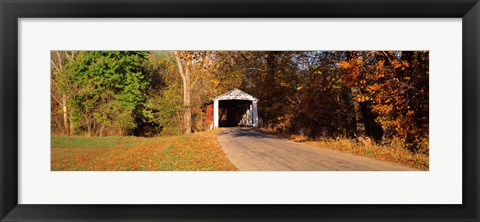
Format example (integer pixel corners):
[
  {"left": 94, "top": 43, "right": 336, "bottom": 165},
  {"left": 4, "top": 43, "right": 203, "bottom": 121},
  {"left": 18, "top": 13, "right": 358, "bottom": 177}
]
[
  {"left": 51, "top": 92, "right": 63, "bottom": 106},
  {"left": 51, "top": 59, "right": 61, "bottom": 73},
  {"left": 174, "top": 51, "right": 186, "bottom": 83}
]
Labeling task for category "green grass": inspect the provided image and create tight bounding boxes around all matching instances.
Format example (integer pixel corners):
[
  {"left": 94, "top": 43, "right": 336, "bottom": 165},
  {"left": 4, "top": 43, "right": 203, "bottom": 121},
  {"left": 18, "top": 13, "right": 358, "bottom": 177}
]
[
  {"left": 51, "top": 130, "right": 237, "bottom": 171},
  {"left": 51, "top": 136, "right": 161, "bottom": 149}
]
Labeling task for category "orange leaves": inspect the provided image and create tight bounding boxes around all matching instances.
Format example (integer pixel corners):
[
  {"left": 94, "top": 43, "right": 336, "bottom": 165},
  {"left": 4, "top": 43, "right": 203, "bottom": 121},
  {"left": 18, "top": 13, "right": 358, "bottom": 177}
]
[
  {"left": 305, "top": 138, "right": 428, "bottom": 170},
  {"left": 367, "top": 84, "right": 381, "bottom": 92},
  {"left": 356, "top": 94, "right": 371, "bottom": 102},
  {"left": 375, "top": 60, "right": 385, "bottom": 68},
  {"left": 51, "top": 131, "right": 237, "bottom": 171},
  {"left": 338, "top": 56, "right": 367, "bottom": 88},
  {"left": 406, "top": 110, "right": 415, "bottom": 118},
  {"left": 391, "top": 59, "right": 402, "bottom": 69},
  {"left": 372, "top": 104, "right": 394, "bottom": 114},
  {"left": 337, "top": 51, "right": 429, "bottom": 153},
  {"left": 337, "top": 60, "right": 352, "bottom": 69}
]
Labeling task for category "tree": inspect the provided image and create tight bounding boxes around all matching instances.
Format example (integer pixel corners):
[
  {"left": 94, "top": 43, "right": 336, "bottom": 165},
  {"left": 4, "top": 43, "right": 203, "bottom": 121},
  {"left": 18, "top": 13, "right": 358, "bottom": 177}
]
[
  {"left": 339, "top": 51, "right": 429, "bottom": 152},
  {"left": 294, "top": 51, "right": 356, "bottom": 138},
  {"left": 51, "top": 51, "right": 76, "bottom": 135},
  {"left": 64, "top": 51, "right": 150, "bottom": 136},
  {"left": 230, "top": 51, "right": 301, "bottom": 130},
  {"left": 50, "top": 50, "right": 429, "bottom": 153},
  {"left": 337, "top": 52, "right": 368, "bottom": 138},
  {"left": 174, "top": 51, "right": 194, "bottom": 134},
  {"left": 174, "top": 51, "right": 216, "bottom": 134},
  {"left": 142, "top": 51, "right": 185, "bottom": 135}
]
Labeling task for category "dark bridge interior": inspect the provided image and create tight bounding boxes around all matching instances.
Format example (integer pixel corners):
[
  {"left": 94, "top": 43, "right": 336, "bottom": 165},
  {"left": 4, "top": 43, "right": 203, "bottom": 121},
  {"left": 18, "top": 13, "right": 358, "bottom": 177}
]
[{"left": 218, "top": 100, "right": 252, "bottom": 127}]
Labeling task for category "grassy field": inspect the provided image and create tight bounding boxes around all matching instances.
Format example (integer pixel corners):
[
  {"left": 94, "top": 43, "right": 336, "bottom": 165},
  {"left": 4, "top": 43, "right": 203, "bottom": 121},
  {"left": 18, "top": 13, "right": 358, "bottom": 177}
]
[{"left": 51, "top": 130, "right": 237, "bottom": 171}]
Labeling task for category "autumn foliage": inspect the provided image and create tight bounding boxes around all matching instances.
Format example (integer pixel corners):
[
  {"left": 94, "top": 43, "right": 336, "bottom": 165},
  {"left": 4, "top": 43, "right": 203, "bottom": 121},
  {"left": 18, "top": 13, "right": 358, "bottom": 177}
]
[
  {"left": 51, "top": 130, "right": 237, "bottom": 171},
  {"left": 338, "top": 51, "right": 429, "bottom": 153},
  {"left": 51, "top": 50, "right": 429, "bottom": 158}
]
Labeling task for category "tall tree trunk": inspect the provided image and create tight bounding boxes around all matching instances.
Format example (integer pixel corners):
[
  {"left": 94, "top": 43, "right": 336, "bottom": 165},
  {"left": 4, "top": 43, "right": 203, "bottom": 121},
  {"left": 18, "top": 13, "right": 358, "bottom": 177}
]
[
  {"left": 51, "top": 52, "right": 71, "bottom": 136},
  {"left": 183, "top": 58, "right": 192, "bottom": 134},
  {"left": 92, "top": 119, "right": 96, "bottom": 137},
  {"left": 87, "top": 122, "right": 92, "bottom": 137},
  {"left": 99, "top": 125, "right": 105, "bottom": 137},
  {"left": 346, "top": 52, "right": 366, "bottom": 137},
  {"left": 175, "top": 51, "right": 193, "bottom": 134},
  {"left": 70, "top": 121, "right": 74, "bottom": 136},
  {"left": 62, "top": 94, "right": 69, "bottom": 135},
  {"left": 262, "top": 52, "right": 276, "bottom": 128},
  {"left": 184, "top": 94, "right": 192, "bottom": 134},
  {"left": 98, "top": 112, "right": 108, "bottom": 137},
  {"left": 350, "top": 86, "right": 366, "bottom": 137}
]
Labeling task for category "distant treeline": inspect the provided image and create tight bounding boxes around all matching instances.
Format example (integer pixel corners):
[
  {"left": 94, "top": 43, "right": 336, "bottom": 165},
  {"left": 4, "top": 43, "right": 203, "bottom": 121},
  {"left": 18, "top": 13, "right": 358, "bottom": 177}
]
[{"left": 51, "top": 51, "right": 428, "bottom": 153}]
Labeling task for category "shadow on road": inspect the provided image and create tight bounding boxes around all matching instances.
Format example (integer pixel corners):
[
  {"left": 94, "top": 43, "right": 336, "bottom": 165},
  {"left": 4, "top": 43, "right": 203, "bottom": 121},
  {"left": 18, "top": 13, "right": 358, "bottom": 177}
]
[
  {"left": 216, "top": 127, "right": 416, "bottom": 171},
  {"left": 217, "top": 127, "right": 272, "bottom": 139}
]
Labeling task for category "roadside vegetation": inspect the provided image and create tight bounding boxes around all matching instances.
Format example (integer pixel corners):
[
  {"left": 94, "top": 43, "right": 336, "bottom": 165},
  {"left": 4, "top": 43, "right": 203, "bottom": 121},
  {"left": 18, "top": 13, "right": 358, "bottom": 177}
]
[
  {"left": 258, "top": 128, "right": 428, "bottom": 170},
  {"left": 51, "top": 130, "right": 237, "bottom": 171},
  {"left": 305, "top": 139, "right": 429, "bottom": 170},
  {"left": 51, "top": 51, "right": 429, "bottom": 170}
]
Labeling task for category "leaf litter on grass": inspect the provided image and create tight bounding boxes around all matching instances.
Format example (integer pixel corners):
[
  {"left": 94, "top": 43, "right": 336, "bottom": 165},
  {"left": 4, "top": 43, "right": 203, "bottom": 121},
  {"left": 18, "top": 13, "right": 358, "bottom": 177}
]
[{"left": 51, "top": 130, "right": 237, "bottom": 171}]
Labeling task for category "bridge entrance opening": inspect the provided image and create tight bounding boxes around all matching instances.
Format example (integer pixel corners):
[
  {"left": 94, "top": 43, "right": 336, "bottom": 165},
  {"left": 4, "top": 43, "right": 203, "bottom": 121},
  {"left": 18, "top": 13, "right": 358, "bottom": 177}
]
[{"left": 218, "top": 100, "right": 253, "bottom": 127}]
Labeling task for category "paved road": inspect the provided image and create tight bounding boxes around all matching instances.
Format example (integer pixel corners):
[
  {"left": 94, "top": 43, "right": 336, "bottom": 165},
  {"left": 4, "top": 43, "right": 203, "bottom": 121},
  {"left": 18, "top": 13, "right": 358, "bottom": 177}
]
[{"left": 217, "top": 128, "right": 414, "bottom": 171}]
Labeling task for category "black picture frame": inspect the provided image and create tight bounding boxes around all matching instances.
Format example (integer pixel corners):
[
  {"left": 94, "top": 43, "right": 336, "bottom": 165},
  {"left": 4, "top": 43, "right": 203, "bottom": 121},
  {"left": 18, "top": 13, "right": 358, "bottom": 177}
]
[{"left": 1, "top": 0, "right": 478, "bottom": 221}]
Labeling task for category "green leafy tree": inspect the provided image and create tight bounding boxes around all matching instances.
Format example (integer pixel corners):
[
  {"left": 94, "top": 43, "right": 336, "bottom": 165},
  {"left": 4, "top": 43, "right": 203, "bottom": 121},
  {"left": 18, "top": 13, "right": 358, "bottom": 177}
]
[
  {"left": 63, "top": 51, "right": 149, "bottom": 136},
  {"left": 142, "top": 51, "right": 185, "bottom": 135}
]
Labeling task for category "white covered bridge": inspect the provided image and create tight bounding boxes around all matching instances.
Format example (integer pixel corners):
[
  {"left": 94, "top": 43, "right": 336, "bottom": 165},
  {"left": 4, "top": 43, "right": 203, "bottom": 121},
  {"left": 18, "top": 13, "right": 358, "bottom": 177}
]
[{"left": 205, "top": 88, "right": 258, "bottom": 128}]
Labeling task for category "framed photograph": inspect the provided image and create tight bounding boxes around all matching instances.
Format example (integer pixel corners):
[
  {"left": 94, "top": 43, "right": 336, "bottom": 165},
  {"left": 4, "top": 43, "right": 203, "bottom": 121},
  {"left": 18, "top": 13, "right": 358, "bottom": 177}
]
[{"left": 1, "top": 0, "right": 478, "bottom": 221}]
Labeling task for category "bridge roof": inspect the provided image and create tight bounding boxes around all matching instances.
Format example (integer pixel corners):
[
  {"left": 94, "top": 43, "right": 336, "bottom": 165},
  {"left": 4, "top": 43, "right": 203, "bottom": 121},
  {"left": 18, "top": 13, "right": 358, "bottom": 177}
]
[{"left": 213, "top": 88, "right": 258, "bottom": 102}]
